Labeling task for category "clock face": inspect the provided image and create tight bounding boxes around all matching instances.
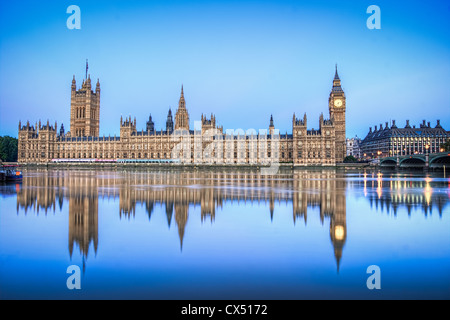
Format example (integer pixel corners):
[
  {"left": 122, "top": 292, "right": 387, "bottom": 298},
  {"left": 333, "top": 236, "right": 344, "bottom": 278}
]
[{"left": 334, "top": 99, "right": 343, "bottom": 107}]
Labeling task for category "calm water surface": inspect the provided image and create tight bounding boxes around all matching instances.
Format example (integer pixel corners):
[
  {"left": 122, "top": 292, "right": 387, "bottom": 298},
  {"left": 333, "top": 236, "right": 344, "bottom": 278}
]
[{"left": 0, "top": 168, "right": 449, "bottom": 299}]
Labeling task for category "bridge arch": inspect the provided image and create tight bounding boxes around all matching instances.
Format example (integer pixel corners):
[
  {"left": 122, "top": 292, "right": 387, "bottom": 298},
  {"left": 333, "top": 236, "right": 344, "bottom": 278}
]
[
  {"left": 399, "top": 157, "right": 426, "bottom": 168},
  {"left": 380, "top": 159, "right": 397, "bottom": 167},
  {"left": 430, "top": 155, "right": 450, "bottom": 167}
]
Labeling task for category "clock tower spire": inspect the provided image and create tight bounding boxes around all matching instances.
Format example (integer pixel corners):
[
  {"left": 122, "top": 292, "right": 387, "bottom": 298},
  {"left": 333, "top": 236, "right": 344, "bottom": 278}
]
[{"left": 329, "top": 64, "right": 346, "bottom": 162}]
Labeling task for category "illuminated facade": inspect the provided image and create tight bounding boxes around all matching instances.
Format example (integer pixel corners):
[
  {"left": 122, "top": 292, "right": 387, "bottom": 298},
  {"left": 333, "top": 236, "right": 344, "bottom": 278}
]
[
  {"left": 360, "top": 120, "right": 449, "bottom": 159},
  {"left": 18, "top": 67, "right": 347, "bottom": 166}
]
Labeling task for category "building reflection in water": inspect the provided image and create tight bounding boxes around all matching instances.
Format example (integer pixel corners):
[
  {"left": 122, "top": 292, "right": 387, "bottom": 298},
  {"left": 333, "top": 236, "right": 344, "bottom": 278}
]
[
  {"left": 13, "top": 169, "right": 449, "bottom": 273},
  {"left": 354, "top": 172, "right": 449, "bottom": 217},
  {"left": 68, "top": 178, "right": 98, "bottom": 273}
]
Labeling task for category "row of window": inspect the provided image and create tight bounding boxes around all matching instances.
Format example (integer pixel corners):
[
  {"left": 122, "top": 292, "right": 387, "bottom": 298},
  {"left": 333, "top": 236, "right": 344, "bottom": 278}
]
[
  {"left": 22, "top": 150, "right": 337, "bottom": 160},
  {"left": 297, "top": 151, "right": 332, "bottom": 159}
]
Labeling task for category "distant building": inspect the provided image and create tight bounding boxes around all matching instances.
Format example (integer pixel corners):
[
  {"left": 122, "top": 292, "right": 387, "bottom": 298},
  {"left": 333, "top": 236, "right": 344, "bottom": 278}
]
[
  {"left": 346, "top": 136, "right": 362, "bottom": 159},
  {"left": 360, "top": 120, "right": 449, "bottom": 159}
]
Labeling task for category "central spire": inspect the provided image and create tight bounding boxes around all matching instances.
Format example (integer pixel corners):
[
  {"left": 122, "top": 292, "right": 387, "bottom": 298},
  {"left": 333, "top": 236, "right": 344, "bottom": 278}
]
[
  {"left": 175, "top": 84, "right": 189, "bottom": 130},
  {"left": 178, "top": 84, "right": 186, "bottom": 110}
]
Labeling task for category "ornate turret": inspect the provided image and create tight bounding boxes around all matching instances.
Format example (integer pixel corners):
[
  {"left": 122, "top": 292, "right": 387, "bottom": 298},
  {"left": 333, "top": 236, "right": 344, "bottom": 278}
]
[
  {"left": 166, "top": 108, "right": 174, "bottom": 134},
  {"left": 146, "top": 114, "right": 155, "bottom": 134},
  {"left": 60, "top": 123, "right": 65, "bottom": 136},
  {"left": 201, "top": 113, "right": 219, "bottom": 134},
  {"left": 269, "top": 114, "right": 275, "bottom": 135},
  {"left": 85, "top": 74, "right": 91, "bottom": 88},
  {"left": 175, "top": 85, "right": 190, "bottom": 131}
]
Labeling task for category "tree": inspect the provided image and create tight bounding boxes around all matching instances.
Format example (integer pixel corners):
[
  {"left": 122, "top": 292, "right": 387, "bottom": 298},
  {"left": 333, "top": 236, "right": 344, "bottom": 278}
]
[
  {"left": 440, "top": 139, "right": 450, "bottom": 152},
  {"left": 344, "top": 155, "right": 358, "bottom": 163},
  {"left": 0, "top": 136, "right": 18, "bottom": 162}
]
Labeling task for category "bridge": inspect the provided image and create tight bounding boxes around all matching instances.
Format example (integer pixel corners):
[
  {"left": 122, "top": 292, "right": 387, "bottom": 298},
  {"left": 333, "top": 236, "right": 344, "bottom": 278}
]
[{"left": 379, "top": 152, "right": 450, "bottom": 169}]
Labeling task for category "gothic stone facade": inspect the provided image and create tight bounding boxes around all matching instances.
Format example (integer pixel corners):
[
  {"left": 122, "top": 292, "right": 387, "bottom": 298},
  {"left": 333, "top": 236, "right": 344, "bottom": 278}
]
[{"left": 18, "top": 68, "right": 347, "bottom": 166}]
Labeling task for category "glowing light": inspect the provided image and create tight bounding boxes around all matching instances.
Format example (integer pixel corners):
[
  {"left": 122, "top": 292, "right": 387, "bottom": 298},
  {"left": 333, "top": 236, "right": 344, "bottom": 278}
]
[
  {"left": 377, "top": 172, "right": 383, "bottom": 198},
  {"left": 334, "top": 226, "right": 345, "bottom": 241},
  {"left": 363, "top": 172, "right": 367, "bottom": 197},
  {"left": 424, "top": 179, "right": 432, "bottom": 205}
]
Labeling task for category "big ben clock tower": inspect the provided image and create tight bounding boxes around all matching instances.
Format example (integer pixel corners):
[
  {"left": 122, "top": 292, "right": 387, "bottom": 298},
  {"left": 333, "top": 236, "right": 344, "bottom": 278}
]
[{"left": 329, "top": 65, "right": 346, "bottom": 162}]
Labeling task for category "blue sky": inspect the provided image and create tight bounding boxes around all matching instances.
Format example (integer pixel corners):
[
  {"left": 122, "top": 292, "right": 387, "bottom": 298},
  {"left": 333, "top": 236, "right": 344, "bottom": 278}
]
[{"left": 0, "top": 0, "right": 449, "bottom": 138}]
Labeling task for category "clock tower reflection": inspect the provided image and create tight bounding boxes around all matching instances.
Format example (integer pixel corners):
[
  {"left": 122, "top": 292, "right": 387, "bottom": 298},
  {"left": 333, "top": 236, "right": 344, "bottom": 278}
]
[{"left": 14, "top": 169, "right": 448, "bottom": 273}]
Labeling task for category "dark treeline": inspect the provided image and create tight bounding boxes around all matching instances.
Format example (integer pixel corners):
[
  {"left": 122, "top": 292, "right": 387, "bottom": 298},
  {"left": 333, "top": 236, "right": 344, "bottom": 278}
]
[
  {"left": 441, "top": 139, "right": 450, "bottom": 152},
  {"left": 0, "top": 136, "right": 18, "bottom": 162}
]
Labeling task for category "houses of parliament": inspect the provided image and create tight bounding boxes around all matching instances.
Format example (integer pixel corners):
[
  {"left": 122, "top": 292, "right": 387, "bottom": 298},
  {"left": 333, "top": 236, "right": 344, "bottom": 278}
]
[{"left": 18, "top": 66, "right": 347, "bottom": 166}]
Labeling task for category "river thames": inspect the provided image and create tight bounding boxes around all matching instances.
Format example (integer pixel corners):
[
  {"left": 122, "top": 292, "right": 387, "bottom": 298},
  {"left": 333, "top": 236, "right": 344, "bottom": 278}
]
[{"left": 0, "top": 168, "right": 449, "bottom": 299}]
